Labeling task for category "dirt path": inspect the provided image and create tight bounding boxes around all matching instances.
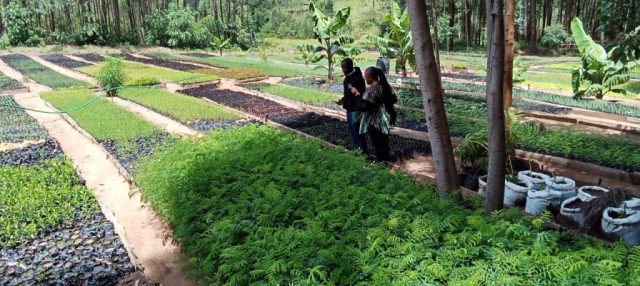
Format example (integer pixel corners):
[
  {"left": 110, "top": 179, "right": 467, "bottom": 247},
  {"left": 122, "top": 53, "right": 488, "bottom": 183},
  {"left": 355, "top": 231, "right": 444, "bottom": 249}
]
[
  {"left": 108, "top": 97, "right": 198, "bottom": 136},
  {"left": 0, "top": 62, "right": 195, "bottom": 286},
  {"left": 0, "top": 59, "right": 51, "bottom": 94}
]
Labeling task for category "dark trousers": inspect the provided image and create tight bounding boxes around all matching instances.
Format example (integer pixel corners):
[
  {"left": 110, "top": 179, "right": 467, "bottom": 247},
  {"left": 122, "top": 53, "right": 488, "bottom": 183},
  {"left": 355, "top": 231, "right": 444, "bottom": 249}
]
[
  {"left": 368, "top": 127, "right": 390, "bottom": 162},
  {"left": 346, "top": 109, "right": 368, "bottom": 153}
]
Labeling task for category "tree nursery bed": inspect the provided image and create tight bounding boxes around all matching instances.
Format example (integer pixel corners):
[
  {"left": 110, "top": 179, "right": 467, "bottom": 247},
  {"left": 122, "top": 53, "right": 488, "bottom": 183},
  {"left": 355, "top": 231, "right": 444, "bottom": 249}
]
[
  {"left": 0, "top": 54, "right": 91, "bottom": 89},
  {"left": 39, "top": 54, "right": 92, "bottom": 69}
]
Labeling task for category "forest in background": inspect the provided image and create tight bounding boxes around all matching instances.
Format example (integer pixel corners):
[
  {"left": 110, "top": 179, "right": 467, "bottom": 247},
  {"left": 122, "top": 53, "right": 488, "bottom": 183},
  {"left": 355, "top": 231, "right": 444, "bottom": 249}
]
[{"left": 0, "top": 0, "right": 637, "bottom": 54}]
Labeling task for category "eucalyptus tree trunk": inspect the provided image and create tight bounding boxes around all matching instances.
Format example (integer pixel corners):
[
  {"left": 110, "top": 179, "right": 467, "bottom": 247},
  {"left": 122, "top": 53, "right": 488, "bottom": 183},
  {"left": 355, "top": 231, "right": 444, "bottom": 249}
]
[
  {"left": 484, "top": 0, "right": 507, "bottom": 214},
  {"left": 113, "top": 0, "right": 121, "bottom": 36},
  {"left": 504, "top": 0, "right": 515, "bottom": 110},
  {"left": 430, "top": 0, "right": 441, "bottom": 77},
  {"left": 407, "top": 0, "right": 460, "bottom": 196},
  {"left": 448, "top": 0, "right": 455, "bottom": 51},
  {"left": 529, "top": 0, "right": 537, "bottom": 53}
]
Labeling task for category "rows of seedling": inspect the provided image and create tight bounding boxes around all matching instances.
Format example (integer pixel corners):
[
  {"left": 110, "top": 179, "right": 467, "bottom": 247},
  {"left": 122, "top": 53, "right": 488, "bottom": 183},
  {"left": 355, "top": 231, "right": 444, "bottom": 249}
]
[
  {"left": 0, "top": 94, "right": 135, "bottom": 285},
  {"left": 0, "top": 72, "right": 25, "bottom": 91},
  {"left": 39, "top": 54, "right": 91, "bottom": 69},
  {"left": 0, "top": 54, "right": 91, "bottom": 89}
]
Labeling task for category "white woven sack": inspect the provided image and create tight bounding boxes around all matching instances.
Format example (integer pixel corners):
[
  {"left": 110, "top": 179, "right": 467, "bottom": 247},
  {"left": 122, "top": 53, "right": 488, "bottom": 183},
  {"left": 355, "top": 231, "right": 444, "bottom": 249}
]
[
  {"left": 477, "top": 175, "right": 487, "bottom": 197},
  {"left": 601, "top": 207, "right": 640, "bottom": 246},
  {"left": 504, "top": 179, "right": 533, "bottom": 206},
  {"left": 525, "top": 190, "right": 558, "bottom": 216},
  {"left": 517, "top": 171, "right": 550, "bottom": 190},
  {"left": 621, "top": 198, "right": 640, "bottom": 210},
  {"left": 577, "top": 186, "right": 610, "bottom": 202},
  {"left": 544, "top": 176, "right": 577, "bottom": 208},
  {"left": 560, "top": 196, "right": 586, "bottom": 226}
]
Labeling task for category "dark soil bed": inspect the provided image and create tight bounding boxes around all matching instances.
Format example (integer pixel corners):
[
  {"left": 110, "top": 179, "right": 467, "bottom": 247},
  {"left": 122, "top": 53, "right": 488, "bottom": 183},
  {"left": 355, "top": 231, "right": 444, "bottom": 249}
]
[
  {"left": 180, "top": 85, "right": 304, "bottom": 118},
  {"left": 0, "top": 139, "right": 64, "bottom": 167},
  {"left": 583, "top": 188, "right": 607, "bottom": 197},
  {"left": 40, "top": 54, "right": 91, "bottom": 69},
  {"left": 99, "top": 134, "right": 176, "bottom": 175},
  {"left": 442, "top": 72, "right": 486, "bottom": 82},
  {"left": 565, "top": 199, "right": 587, "bottom": 209},
  {"left": 0, "top": 211, "right": 134, "bottom": 286},
  {"left": 122, "top": 54, "right": 202, "bottom": 71},
  {"left": 73, "top": 53, "right": 105, "bottom": 63}
]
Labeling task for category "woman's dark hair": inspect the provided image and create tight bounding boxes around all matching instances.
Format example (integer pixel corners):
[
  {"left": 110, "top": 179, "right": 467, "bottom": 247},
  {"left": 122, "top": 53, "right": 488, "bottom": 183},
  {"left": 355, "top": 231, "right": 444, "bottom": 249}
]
[{"left": 366, "top": 67, "right": 392, "bottom": 99}]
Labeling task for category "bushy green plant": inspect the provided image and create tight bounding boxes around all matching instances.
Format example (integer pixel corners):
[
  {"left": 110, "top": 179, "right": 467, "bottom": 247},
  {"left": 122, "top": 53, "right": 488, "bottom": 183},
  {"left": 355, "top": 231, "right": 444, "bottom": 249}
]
[
  {"left": 541, "top": 24, "right": 569, "bottom": 50},
  {"left": 136, "top": 125, "right": 640, "bottom": 285},
  {"left": 0, "top": 158, "right": 98, "bottom": 248},
  {"left": 210, "top": 36, "right": 230, "bottom": 56},
  {"left": 366, "top": 3, "right": 415, "bottom": 77},
  {"left": 571, "top": 18, "right": 637, "bottom": 99},
  {"left": 96, "top": 57, "right": 125, "bottom": 96},
  {"left": 0, "top": 2, "right": 46, "bottom": 47}
]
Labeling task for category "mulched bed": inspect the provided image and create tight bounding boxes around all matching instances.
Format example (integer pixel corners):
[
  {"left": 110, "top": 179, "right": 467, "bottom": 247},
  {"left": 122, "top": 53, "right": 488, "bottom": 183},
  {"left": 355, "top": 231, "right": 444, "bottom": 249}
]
[
  {"left": 40, "top": 54, "right": 91, "bottom": 69},
  {"left": 122, "top": 54, "right": 202, "bottom": 72},
  {"left": 180, "top": 85, "right": 304, "bottom": 118},
  {"left": 0, "top": 211, "right": 135, "bottom": 286},
  {"left": 73, "top": 53, "right": 105, "bottom": 63},
  {"left": 99, "top": 134, "right": 176, "bottom": 175},
  {"left": 0, "top": 139, "right": 64, "bottom": 167}
]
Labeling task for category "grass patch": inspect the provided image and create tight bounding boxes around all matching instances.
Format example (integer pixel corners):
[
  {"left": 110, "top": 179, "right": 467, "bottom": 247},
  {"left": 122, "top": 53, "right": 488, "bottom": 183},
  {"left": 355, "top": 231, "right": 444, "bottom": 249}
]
[
  {"left": 74, "top": 60, "right": 218, "bottom": 86},
  {"left": 243, "top": 83, "right": 341, "bottom": 105},
  {"left": 0, "top": 158, "right": 98, "bottom": 248},
  {"left": 41, "top": 89, "right": 161, "bottom": 142},
  {"left": 118, "top": 89, "right": 239, "bottom": 122},
  {"left": 0, "top": 54, "right": 91, "bottom": 89},
  {"left": 136, "top": 125, "right": 638, "bottom": 285},
  {"left": 147, "top": 52, "right": 330, "bottom": 77},
  {"left": 191, "top": 67, "right": 266, "bottom": 80}
]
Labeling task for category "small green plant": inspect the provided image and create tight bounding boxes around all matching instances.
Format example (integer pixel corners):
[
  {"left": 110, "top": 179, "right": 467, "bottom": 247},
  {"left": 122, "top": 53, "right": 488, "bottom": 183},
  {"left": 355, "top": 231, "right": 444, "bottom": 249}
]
[
  {"left": 210, "top": 36, "right": 230, "bottom": 56},
  {"left": 96, "top": 57, "right": 125, "bottom": 96},
  {"left": 513, "top": 56, "right": 530, "bottom": 84}
]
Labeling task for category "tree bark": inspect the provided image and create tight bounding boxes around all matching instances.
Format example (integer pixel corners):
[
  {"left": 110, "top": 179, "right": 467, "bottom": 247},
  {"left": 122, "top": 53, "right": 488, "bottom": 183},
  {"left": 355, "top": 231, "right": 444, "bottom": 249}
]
[
  {"left": 484, "top": 0, "right": 506, "bottom": 214},
  {"left": 465, "top": 0, "right": 471, "bottom": 50},
  {"left": 448, "top": 0, "right": 455, "bottom": 51},
  {"left": 114, "top": 0, "right": 121, "bottom": 36},
  {"left": 431, "top": 0, "right": 441, "bottom": 76},
  {"left": 504, "top": 0, "right": 515, "bottom": 110},
  {"left": 529, "top": 0, "right": 537, "bottom": 53},
  {"left": 226, "top": 0, "right": 230, "bottom": 24},
  {"left": 213, "top": 0, "right": 218, "bottom": 21},
  {"left": 407, "top": 0, "right": 460, "bottom": 196}
]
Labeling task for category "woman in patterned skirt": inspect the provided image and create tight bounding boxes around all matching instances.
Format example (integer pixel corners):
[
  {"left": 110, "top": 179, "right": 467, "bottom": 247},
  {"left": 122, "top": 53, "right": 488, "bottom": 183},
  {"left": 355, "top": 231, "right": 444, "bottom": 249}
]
[{"left": 349, "top": 67, "right": 397, "bottom": 162}]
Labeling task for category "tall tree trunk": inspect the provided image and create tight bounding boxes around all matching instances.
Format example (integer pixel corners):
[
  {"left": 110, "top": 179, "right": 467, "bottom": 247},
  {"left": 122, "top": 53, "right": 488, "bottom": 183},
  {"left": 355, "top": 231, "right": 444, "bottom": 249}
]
[
  {"left": 241, "top": 1, "right": 245, "bottom": 25},
  {"left": 226, "top": 0, "right": 230, "bottom": 24},
  {"left": 232, "top": 0, "right": 236, "bottom": 23},
  {"left": 546, "top": 0, "right": 553, "bottom": 27},
  {"left": 407, "top": 0, "right": 460, "bottom": 196},
  {"left": 431, "top": 0, "right": 441, "bottom": 76},
  {"left": 557, "top": 0, "right": 563, "bottom": 24},
  {"left": 213, "top": 0, "right": 218, "bottom": 21},
  {"left": 114, "top": 0, "right": 121, "bottom": 36},
  {"left": 448, "top": 0, "right": 455, "bottom": 51},
  {"left": 504, "top": 0, "right": 515, "bottom": 110},
  {"left": 484, "top": 0, "right": 506, "bottom": 214},
  {"left": 542, "top": 0, "right": 548, "bottom": 31},
  {"left": 465, "top": 0, "right": 471, "bottom": 50},
  {"left": 529, "top": 0, "right": 537, "bottom": 52}
]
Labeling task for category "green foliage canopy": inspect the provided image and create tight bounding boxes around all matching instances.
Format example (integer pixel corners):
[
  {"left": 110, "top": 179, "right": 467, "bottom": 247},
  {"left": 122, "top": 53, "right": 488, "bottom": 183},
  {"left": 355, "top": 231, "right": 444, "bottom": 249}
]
[{"left": 366, "top": 3, "right": 415, "bottom": 77}]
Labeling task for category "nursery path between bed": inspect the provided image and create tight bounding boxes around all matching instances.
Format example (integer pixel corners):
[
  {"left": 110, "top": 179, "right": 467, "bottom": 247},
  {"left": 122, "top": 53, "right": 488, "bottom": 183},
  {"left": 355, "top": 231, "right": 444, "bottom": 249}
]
[
  {"left": 27, "top": 54, "right": 98, "bottom": 85},
  {"left": 0, "top": 63, "right": 196, "bottom": 286}
]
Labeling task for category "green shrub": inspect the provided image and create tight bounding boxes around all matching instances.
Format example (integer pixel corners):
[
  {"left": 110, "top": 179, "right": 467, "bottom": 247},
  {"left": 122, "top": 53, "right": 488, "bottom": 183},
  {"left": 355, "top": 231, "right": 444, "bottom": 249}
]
[
  {"left": 124, "top": 75, "right": 160, "bottom": 87},
  {"left": 136, "top": 125, "right": 640, "bottom": 285},
  {"left": 96, "top": 57, "right": 125, "bottom": 96},
  {"left": 0, "top": 158, "right": 98, "bottom": 248},
  {"left": 541, "top": 24, "right": 569, "bottom": 50}
]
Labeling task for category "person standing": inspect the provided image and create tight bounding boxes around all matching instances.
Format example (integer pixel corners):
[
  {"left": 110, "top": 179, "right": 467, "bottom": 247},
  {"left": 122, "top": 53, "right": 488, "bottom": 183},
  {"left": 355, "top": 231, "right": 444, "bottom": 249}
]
[
  {"left": 350, "top": 67, "right": 396, "bottom": 162},
  {"left": 338, "top": 58, "right": 368, "bottom": 154}
]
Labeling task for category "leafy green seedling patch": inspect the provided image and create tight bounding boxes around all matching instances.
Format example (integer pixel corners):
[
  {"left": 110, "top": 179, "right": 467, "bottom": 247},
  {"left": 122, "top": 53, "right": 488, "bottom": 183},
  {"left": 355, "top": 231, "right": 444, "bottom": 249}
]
[
  {"left": 41, "top": 89, "right": 161, "bottom": 142},
  {"left": 0, "top": 54, "right": 91, "bottom": 89},
  {"left": 0, "top": 158, "right": 98, "bottom": 248}
]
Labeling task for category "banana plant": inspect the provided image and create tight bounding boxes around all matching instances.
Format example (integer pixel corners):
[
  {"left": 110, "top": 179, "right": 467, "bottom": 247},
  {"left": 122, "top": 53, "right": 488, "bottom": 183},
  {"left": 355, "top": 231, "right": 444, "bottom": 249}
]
[
  {"left": 571, "top": 18, "right": 637, "bottom": 99},
  {"left": 305, "top": 0, "right": 354, "bottom": 80},
  {"left": 335, "top": 47, "right": 363, "bottom": 66},
  {"left": 296, "top": 44, "right": 326, "bottom": 66},
  {"left": 366, "top": 3, "right": 415, "bottom": 77},
  {"left": 211, "top": 36, "right": 230, "bottom": 56}
]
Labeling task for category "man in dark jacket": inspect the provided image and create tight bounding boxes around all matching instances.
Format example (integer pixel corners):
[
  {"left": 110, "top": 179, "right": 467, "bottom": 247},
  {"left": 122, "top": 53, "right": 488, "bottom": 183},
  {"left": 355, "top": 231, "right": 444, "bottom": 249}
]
[{"left": 337, "top": 58, "right": 368, "bottom": 153}]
